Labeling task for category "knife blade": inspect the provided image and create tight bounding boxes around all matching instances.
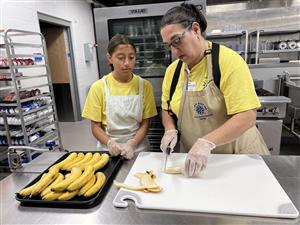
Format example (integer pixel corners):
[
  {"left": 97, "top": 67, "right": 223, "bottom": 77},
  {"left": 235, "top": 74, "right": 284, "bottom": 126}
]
[{"left": 163, "top": 146, "right": 171, "bottom": 172}]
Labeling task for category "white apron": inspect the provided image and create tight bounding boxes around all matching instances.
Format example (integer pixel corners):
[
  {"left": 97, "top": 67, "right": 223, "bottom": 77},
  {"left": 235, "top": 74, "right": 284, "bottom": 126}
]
[{"left": 97, "top": 75, "right": 149, "bottom": 152}]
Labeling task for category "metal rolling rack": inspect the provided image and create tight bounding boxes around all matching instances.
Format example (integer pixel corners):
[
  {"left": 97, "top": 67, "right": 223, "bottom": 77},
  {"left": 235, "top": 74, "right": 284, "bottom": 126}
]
[
  {"left": 249, "top": 28, "right": 300, "bottom": 64},
  {"left": 206, "top": 30, "right": 249, "bottom": 62},
  {"left": 0, "top": 29, "right": 63, "bottom": 161}
]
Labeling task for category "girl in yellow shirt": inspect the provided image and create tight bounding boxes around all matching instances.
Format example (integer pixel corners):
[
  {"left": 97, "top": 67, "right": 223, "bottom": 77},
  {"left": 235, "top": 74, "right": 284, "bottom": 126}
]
[{"left": 82, "top": 34, "right": 157, "bottom": 159}]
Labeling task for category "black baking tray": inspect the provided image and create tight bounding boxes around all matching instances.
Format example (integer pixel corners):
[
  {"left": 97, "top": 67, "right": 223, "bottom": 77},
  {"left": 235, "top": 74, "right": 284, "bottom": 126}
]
[{"left": 15, "top": 151, "right": 123, "bottom": 208}]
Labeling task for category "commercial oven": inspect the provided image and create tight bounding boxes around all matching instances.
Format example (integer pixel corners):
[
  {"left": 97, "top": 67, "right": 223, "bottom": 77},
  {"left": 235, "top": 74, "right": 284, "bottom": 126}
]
[
  {"left": 94, "top": 1, "right": 206, "bottom": 150},
  {"left": 94, "top": 0, "right": 206, "bottom": 106}
]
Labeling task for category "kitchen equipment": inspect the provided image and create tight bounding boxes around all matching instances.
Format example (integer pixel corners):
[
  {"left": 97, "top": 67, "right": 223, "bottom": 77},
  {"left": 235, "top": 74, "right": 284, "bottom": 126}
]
[
  {"left": 16, "top": 151, "right": 123, "bottom": 208},
  {"left": 94, "top": 0, "right": 205, "bottom": 107},
  {"left": 113, "top": 152, "right": 299, "bottom": 218},
  {"left": 255, "top": 88, "right": 291, "bottom": 155}
]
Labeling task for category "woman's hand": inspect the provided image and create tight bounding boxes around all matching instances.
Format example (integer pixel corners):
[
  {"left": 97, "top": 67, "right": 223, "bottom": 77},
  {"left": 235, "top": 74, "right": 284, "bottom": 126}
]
[
  {"left": 160, "top": 129, "right": 178, "bottom": 152},
  {"left": 184, "top": 138, "right": 216, "bottom": 177}
]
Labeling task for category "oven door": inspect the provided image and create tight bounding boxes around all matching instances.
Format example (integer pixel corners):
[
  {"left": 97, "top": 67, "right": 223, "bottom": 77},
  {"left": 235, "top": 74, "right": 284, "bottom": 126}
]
[{"left": 256, "top": 119, "right": 283, "bottom": 155}]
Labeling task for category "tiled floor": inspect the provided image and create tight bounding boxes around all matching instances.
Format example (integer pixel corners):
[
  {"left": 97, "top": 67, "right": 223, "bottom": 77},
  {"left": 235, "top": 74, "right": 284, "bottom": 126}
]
[{"left": 0, "top": 119, "right": 299, "bottom": 181}]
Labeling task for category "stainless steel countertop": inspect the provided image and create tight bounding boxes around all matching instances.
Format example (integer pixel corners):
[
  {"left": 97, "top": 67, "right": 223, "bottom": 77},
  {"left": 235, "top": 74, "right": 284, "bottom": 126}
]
[{"left": 1, "top": 153, "right": 300, "bottom": 225}]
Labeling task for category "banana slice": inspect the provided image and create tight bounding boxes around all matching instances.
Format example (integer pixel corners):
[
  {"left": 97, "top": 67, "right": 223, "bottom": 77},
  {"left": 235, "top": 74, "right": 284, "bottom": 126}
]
[{"left": 164, "top": 166, "right": 182, "bottom": 174}]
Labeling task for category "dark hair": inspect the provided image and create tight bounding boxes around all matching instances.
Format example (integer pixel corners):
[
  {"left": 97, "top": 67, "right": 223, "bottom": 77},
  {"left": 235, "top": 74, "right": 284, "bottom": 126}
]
[
  {"left": 107, "top": 34, "right": 136, "bottom": 55},
  {"left": 160, "top": 3, "right": 207, "bottom": 33}
]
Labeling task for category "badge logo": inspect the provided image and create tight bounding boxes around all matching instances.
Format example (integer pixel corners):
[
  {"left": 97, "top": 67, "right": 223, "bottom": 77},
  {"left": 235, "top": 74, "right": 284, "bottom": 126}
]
[{"left": 194, "top": 102, "right": 212, "bottom": 119}]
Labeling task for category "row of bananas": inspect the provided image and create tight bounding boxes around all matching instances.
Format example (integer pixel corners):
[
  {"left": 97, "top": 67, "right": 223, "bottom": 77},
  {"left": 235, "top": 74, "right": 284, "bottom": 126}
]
[{"left": 18, "top": 152, "right": 109, "bottom": 201}]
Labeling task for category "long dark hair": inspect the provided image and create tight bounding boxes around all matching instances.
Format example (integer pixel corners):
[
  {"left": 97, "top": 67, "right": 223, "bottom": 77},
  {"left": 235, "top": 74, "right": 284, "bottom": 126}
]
[{"left": 160, "top": 3, "right": 207, "bottom": 35}]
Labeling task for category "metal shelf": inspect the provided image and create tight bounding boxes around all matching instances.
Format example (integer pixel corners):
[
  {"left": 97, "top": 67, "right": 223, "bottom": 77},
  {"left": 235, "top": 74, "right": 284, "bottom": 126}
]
[
  {"left": 206, "top": 30, "right": 247, "bottom": 38},
  {"left": 27, "top": 121, "right": 56, "bottom": 136},
  {"left": 16, "top": 74, "right": 48, "bottom": 81},
  {"left": 31, "top": 131, "right": 57, "bottom": 145},
  {"left": 0, "top": 28, "right": 63, "bottom": 155},
  {"left": 7, "top": 42, "right": 43, "bottom": 48},
  {"left": 25, "top": 112, "right": 54, "bottom": 126},
  {"left": 261, "top": 49, "right": 300, "bottom": 54},
  {"left": 252, "top": 29, "right": 300, "bottom": 36},
  {"left": 23, "top": 103, "right": 53, "bottom": 116},
  {"left": 18, "top": 83, "right": 50, "bottom": 92},
  {"left": 10, "top": 64, "right": 46, "bottom": 69}
]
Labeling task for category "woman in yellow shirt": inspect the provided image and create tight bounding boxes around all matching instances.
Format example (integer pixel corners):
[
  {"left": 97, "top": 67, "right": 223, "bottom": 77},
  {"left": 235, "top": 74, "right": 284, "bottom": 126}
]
[
  {"left": 160, "top": 3, "right": 269, "bottom": 176},
  {"left": 82, "top": 34, "right": 157, "bottom": 159}
]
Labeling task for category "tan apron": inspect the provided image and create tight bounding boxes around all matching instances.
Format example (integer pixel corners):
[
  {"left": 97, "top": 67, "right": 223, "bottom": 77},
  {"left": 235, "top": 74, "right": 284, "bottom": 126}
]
[{"left": 177, "top": 43, "right": 269, "bottom": 155}]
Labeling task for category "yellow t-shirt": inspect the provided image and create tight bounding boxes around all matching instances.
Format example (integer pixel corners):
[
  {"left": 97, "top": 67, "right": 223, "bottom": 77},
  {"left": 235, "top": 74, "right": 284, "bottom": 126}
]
[
  {"left": 82, "top": 73, "right": 158, "bottom": 125},
  {"left": 161, "top": 43, "right": 260, "bottom": 116}
]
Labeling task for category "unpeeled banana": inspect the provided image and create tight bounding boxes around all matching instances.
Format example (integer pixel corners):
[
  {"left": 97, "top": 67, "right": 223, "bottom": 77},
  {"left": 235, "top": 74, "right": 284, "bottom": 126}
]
[
  {"left": 41, "top": 173, "right": 64, "bottom": 197},
  {"left": 42, "top": 191, "right": 63, "bottom": 201},
  {"left": 51, "top": 166, "right": 82, "bottom": 192},
  {"left": 67, "top": 165, "right": 94, "bottom": 191},
  {"left": 31, "top": 167, "right": 59, "bottom": 196},
  {"left": 49, "top": 152, "right": 77, "bottom": 171},
  {"left": 93, "top": 153, "right": 109, "bottom": 171},
  {"left": 79, "top": 153, "right": 101, "bottom": 170},
  {"left": 61, "top": 152, "right": 84, "bottom": 170},
  {"left": 66, "top": 152, "right": 93, "bottom": 170},
  {"left": 78, "top": 175, "right": 96, "bottom": 196},
  {"left": 84, "top": 172, "right": 106, "bottom": 198},
  {"left": 18, "top": 173, "right": 47, "bottom": 197},
  {"left": 58, "top": 190, "right": 79, "bottom": 201}
]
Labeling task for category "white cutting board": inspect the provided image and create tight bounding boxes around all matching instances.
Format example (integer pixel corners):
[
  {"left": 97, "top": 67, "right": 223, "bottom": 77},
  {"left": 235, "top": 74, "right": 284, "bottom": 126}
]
[{"left": 113, "top": 152, "right": 299, "bottom": 218}]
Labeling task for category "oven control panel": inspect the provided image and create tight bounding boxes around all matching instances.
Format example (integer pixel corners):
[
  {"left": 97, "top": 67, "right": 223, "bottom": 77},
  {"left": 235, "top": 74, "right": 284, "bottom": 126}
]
[{"left": 257, "top": 96, "right": 291, "bottom": 118}]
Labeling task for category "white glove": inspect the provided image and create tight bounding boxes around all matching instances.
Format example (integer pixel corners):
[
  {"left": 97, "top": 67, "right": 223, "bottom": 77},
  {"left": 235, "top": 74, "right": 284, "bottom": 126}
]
[
  {"left": 120, "top": 139, "right": 137, "bottom": 160},
  {"left": 184, "top": 138, "right": 216, "bottom": 177},
  {"left": 107, "top": 139, "right": 122, "bottom": 157},
  {"left": 160, "top": 129, "right": 178, "bottom": 153}
]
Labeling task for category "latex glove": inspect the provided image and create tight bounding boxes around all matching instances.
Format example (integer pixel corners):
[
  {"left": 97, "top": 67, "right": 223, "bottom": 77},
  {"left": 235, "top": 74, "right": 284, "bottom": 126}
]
[
  {"left": 160, "top": 129, "right": 178, "bottom": 153},
  {"left": 120, "top": 139, "right": 137, "bottom": 160},
  {"left": 107, "top": 139, "right": 122, "bottom": 157},
  {"left": 184, "top": 138, "right": 216, "bottom": 177}
]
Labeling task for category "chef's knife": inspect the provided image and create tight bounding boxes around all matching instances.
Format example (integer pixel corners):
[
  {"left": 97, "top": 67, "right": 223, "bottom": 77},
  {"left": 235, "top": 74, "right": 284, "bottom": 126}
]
[{"left": 163, "top": 146, "right": 171, "bottom": 172}]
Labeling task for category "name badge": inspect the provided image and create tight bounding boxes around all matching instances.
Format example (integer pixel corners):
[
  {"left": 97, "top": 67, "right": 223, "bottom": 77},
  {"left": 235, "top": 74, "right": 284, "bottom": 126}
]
[{"left": 187, "top": 81, "right": 196, "bottom": 91}]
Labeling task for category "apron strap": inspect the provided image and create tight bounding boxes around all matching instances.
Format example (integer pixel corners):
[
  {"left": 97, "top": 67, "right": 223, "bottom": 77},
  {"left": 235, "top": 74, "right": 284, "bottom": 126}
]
[
  {"left": 211, "top": 42, "right": 221, "bottom": 89},
  {"left": 102, "top": 76, "right": 110, "bottom": 97},
  {"left": 138, "top": 77, "right": 144, "bottom": 122}
]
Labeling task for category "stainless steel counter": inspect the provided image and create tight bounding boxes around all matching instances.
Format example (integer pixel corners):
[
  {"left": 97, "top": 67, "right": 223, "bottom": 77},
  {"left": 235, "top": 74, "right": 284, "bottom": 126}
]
[{"left": 1, "top": 153, "right": 300, "bottom": 225}]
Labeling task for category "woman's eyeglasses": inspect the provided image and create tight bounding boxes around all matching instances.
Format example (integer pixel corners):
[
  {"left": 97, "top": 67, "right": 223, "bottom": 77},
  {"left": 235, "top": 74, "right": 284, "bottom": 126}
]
[{"left": 164, "top": 26, "right": 191, "bottom": 51}]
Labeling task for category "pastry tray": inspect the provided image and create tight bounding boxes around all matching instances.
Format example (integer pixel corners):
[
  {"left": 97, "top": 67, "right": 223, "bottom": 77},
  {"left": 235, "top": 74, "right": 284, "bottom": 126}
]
[{"left": 15, "top": 151, "right": 123, "bottom": 208}]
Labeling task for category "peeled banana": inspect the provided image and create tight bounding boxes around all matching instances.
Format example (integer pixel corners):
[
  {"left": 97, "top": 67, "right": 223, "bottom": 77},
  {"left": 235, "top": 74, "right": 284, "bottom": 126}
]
[
  {"left": 93, "top": 153, "right": 109, "bottom": 171},
  {"left": 84, "top": 172, "right": 106, "bottom": 198},
  {"left": 164, "top": 166, "right": 182, "bottom": 174},
  {"left": 51, "top": 167, "right": 82, "bottom": 192},
  {"left": 67, "top": 165, "right": 94, "bottom": 191}
]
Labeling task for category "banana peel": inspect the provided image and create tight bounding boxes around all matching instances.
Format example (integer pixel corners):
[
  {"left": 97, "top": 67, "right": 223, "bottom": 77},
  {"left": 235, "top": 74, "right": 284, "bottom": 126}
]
[{"left": 114, "top": 170, "right": 161, "bottom": 193}]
